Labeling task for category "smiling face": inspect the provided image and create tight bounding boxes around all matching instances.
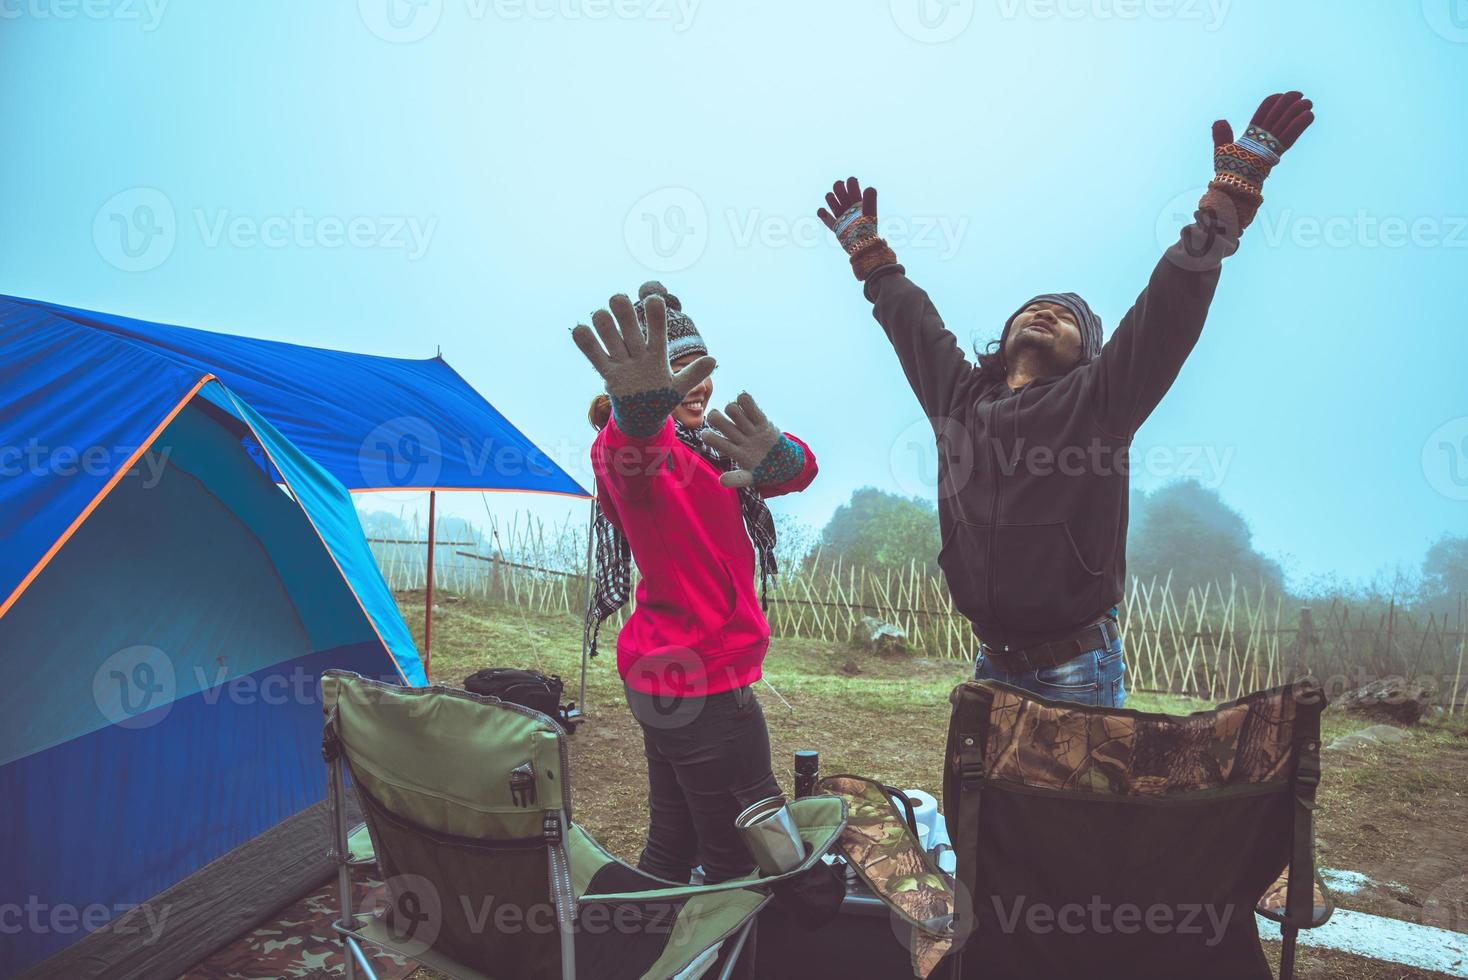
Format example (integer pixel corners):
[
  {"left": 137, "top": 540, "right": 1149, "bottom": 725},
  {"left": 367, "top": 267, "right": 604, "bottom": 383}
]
[
  {"left": 670, "top": 352, "right": 713, "bottom": 428},
  {"left": 1003, "top": 300, "right": 1085, "bottom": 375}
]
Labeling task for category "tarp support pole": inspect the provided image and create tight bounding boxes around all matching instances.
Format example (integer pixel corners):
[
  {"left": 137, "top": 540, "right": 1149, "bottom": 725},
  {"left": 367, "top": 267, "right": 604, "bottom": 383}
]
[
  {"left": 578, "top": 497, "right": 596, "bottom": 715},
  {"left": 424, "top": 490, "right": 436, "bottom": 681}
]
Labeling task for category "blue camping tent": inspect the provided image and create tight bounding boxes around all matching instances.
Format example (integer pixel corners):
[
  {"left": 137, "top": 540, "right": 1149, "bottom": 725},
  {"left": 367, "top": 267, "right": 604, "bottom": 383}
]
[{"left": 0, "top": 295, "right": 589, "bottom": 979}]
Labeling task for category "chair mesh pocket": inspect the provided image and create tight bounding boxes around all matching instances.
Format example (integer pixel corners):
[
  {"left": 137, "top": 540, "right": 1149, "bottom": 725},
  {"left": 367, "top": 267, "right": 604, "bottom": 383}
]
[{"left": 355, "top": 779, "right": 563, "bottom": 978}]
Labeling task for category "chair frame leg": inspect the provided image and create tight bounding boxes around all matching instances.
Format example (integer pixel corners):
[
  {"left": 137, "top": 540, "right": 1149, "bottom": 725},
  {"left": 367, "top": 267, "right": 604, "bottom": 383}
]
[
  {"left": 329, "top": 754, "right": 367, "bottom": 980},
  {"left": 715, "top": 918, "right": 756, "bottom": 980},
  {"left": 1278, "top": 922, "right": 1298, "bottom": 980}
]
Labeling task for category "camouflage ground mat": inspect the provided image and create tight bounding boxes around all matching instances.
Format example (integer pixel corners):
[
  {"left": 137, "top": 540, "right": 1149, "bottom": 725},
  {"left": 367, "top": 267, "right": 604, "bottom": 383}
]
[{"left": 181, "top": 867, "right": 416, "bottom": 979}]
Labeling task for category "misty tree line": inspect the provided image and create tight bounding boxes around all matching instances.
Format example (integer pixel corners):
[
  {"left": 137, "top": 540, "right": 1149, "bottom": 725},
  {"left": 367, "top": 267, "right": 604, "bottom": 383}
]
[
  {"left": 802, "top": 482, "right": 1468, "bottom": 621},
  {"left": 354, "top": 480, "right": 1468, "bottom": 623}
]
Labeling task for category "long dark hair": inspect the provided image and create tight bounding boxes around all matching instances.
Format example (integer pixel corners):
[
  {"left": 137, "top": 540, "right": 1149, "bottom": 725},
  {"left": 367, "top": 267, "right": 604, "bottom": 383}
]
[{"left": 976, "top": 337, "right": 1007, "bottom": 386}]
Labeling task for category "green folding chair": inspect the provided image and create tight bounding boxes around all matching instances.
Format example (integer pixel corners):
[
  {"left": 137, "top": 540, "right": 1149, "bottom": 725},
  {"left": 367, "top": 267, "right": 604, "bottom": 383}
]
[{"left": 320, "top": 670, "right": 848, "bottom": 980}]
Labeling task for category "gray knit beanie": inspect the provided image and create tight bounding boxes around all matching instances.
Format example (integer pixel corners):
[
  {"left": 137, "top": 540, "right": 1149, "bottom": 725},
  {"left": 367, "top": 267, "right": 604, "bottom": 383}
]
[
  {"left": 1001, "top": 292, "right": 1104, "bottom": 363},
  {"left": 632, "top": 281, "right": 708, "bottom": 362}
]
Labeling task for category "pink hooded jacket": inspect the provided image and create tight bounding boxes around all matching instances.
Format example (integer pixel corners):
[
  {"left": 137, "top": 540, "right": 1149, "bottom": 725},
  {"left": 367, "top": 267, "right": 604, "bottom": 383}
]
[{"left": 591, "top": 416, "right": 817, "bottom": 697}]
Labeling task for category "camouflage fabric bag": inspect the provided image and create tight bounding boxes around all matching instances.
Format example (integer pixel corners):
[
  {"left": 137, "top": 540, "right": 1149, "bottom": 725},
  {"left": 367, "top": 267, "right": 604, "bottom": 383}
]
[{"left": 817, "top": 774, "right": 956, "bottom": 979}]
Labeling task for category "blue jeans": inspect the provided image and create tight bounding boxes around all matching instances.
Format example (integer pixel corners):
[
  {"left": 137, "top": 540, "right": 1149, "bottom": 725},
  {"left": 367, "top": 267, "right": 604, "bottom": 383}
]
[{"left": 974, "top": 632, "right": 1127, "bottom": 707}]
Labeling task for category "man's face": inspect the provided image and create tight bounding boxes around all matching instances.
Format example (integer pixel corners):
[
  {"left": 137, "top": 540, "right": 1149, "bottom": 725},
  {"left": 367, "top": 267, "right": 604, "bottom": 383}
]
[{"left": 1004, "top": 301, "right": 1084, "bottom": 374}]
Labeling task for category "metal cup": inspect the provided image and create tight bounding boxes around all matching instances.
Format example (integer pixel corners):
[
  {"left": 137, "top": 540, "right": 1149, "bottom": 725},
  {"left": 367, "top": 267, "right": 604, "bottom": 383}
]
[{"left": 734, "top": 795, "right": 805, "bottom": 876}]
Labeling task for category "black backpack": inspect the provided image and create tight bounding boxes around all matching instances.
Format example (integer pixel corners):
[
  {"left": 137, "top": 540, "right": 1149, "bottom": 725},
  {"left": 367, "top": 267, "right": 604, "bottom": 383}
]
[{"left": 462, "top": 668, "right": 580, "bottom": 731}]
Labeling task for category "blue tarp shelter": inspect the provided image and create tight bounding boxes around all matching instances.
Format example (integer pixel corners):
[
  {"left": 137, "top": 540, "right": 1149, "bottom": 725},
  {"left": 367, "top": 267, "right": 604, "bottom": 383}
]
[{"left": 0, "top": 295, "right": 589, "bottom": 978}]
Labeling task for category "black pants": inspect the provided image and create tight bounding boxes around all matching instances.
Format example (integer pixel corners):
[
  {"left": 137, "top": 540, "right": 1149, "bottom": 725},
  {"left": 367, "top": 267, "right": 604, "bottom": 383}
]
[{"left": 626, "top": 684, "right": 782, "bottom": 885}]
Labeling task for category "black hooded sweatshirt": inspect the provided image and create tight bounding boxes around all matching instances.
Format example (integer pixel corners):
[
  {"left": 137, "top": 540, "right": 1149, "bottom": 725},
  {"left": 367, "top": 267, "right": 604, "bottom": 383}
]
[{"left": 863, "top": 209, "right": 1240, "bottom": 649}]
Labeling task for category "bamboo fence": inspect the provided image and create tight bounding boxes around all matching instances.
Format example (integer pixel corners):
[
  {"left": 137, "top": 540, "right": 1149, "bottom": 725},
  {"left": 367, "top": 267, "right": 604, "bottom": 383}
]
[{"left": 369, "top": 515, "right": 1467, "bottom": 711}]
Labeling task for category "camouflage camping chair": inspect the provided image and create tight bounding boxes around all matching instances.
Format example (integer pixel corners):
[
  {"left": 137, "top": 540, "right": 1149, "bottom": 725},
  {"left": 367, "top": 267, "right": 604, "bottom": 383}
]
[
  {"left": 320, "top": 671, "right": 848, "bottom": 980},
  {"left": 942, "top": 679, "right": 1332, "bottom": 980}
]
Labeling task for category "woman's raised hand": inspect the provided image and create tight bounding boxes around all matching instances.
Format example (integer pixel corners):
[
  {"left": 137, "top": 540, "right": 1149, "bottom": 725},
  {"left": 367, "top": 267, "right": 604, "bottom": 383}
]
[
  {"left": 704, "top": 392, "right": 806, "bottom": 489},
  {"left": 572, "top": 294, "right": 716, "bottom": 437}
]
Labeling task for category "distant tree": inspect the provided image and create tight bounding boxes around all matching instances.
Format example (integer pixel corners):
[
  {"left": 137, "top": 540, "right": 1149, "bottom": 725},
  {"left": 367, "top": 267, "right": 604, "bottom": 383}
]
[
  {"left": 1127, "top": 480, "right": 1284, "bottom": 598},
  {"left": 357, "top": 509, "right": 410, "bottom": 539},
  {"left": 813, "top": 487, "right": 940, "bottom": 575},
  {"left": 773, "top": 513, "right": 817, "bottom": 571},
  {"left": 1418, "top": 534, "right": 1468, "bottom": 618}
]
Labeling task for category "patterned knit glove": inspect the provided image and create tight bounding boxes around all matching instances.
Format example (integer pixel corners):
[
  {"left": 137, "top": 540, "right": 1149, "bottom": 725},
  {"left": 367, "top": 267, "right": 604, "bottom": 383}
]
[
  {"left": 572, "top": 293, "right": 716, "bottom": 438},
  {"left": 703, "top": 393, "right": 806, "bottom": 489},
  {"left": 1203, "top": 91, "right": 1315, "bottom": 229},
  {"left": 817, "top": 177, "right": 897, "bottom": 281}
]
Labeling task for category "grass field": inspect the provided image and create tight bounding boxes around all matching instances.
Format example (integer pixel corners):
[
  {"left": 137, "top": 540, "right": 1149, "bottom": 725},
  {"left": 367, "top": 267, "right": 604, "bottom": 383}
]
[{"left": 398, "top": 593, "right": 1468, "bottom": 980}]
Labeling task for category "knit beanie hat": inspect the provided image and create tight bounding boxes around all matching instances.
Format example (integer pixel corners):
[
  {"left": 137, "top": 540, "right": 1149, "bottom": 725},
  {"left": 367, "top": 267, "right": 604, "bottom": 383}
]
[
  {"left": 1000, "top": 292, "right": 1104, "bottom": 363},
  {"left": 632, "top": 281, "right": 708, "bottom": 362}
]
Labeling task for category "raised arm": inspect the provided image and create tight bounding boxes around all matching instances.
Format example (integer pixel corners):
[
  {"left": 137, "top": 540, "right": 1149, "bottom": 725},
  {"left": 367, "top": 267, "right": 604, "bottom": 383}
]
[
  {"left": 817, "top": 178, "right": 976, "bottom": 424},
  {"left": 1090, "top": 92, "right": 1316, "bottom": 437}
]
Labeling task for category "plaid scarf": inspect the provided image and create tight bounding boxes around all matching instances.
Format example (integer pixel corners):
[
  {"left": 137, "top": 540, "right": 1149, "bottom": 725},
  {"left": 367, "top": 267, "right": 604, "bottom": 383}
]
[{"left": 584, "top": 420, "right": 779, "bottom": 658}]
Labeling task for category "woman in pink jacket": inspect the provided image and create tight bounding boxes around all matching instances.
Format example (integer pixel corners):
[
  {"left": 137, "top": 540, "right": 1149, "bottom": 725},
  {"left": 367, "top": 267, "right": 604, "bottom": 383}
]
[{"left": 573, "top": 281, "right": 817, "bottom": 886}]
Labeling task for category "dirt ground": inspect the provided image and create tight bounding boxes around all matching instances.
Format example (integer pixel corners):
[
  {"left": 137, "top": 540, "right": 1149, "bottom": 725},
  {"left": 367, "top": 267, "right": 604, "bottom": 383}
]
[{"left": 399, "top": 596, "right": 1468, "bottom": 979}]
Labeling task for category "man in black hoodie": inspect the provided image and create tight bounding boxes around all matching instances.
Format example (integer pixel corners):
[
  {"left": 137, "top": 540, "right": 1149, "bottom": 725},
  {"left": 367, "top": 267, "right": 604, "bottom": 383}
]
[{"left": 818, "top": 92, "right": 1314, "bottom": 707}]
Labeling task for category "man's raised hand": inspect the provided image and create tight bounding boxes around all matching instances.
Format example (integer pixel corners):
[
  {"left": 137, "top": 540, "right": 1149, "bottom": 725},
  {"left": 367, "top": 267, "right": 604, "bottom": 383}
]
[{"left": 816, "top": 176, "right": 895, "bottom": 281}]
